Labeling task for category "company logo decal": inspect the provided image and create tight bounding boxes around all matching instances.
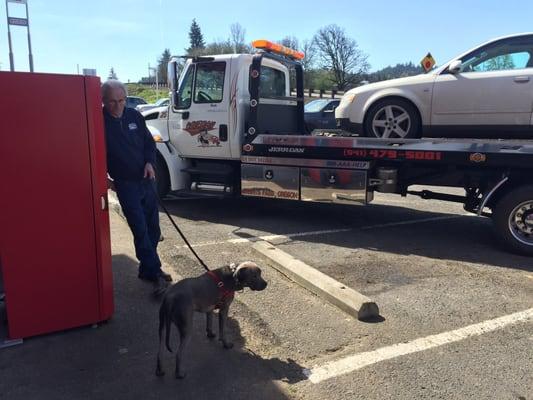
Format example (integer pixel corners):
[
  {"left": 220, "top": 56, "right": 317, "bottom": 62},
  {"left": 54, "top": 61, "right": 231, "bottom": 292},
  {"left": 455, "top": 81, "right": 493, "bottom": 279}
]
[{"left": 184, "top": 120, "right": 220, "bottom": 147}]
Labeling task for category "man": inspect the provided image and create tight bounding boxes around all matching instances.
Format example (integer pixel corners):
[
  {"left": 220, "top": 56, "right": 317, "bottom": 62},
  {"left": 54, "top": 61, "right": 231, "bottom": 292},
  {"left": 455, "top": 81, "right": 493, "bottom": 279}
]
[{"left": 102, "top": 79, "right": 171, "bottom": 296}]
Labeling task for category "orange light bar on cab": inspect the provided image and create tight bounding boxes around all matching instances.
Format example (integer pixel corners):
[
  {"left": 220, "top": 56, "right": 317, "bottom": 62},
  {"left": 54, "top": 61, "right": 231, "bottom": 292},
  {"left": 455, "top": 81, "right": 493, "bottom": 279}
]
[{"left": 252, "top": 39, "right": 305, "bottom": 60}]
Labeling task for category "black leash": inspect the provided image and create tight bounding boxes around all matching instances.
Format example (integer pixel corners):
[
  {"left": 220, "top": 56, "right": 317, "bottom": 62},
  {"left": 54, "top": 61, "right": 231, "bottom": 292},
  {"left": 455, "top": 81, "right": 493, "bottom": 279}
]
[{"left": 150, "top": 181, "right": 211, "bottom": 272}]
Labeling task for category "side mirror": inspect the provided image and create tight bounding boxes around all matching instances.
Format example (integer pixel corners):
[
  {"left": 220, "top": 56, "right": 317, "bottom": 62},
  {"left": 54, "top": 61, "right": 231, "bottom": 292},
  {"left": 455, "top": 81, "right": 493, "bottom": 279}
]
[
  {"left": 448, "top": 60, "right": 462, "bottom": 74},
  {"left": 168, "top": 57, "right": 179, "bottom": 106}
]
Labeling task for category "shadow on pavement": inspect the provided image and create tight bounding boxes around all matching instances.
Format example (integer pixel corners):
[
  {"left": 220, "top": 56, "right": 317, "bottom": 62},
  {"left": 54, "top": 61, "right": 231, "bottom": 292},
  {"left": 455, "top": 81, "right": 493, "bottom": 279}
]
[
  {"left": 160, "top": 197, "right": 532, "bottom": 273},
  {"left": 0, "top": 254, "right": 304, "bottom": 400}
]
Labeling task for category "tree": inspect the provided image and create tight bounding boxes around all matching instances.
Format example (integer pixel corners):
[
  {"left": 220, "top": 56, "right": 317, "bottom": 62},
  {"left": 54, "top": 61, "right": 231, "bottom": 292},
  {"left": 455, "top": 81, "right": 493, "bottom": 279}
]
[
  {"left": 204, "top": 39, "right": 234, "bottom": 55},
  {"left": 157, "top": 48, "right": 172, "bottom": 84},
  {"left": 280, "top": 36, "right": 299, "bottom": 52},
  {"left": 365, "top": 62, "right": 423, "bottom": 83},
  {"left": 187, "top": 19, "right": 205, "bottom": 55},
  {"left": 313, "top": 24, "right": 369, "bottom": 90},
  {"left": 229, "top": 23, "right": 248, "bottom": 53},
  {"left": 108, "top": 67, "right": 118, "bottom": 80},
  {"left": 484, "top": 55, "right": 515, "bottom": 71},
  {"left": 301, "top": 39, "right": 317, "bottom": 71}
]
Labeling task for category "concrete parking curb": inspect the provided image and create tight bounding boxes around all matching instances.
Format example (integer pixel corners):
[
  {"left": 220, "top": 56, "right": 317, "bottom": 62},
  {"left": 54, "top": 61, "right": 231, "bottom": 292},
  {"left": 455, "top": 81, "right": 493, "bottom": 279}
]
[{"left": 252, "top": 240, "right": 379, "bottom": 321}]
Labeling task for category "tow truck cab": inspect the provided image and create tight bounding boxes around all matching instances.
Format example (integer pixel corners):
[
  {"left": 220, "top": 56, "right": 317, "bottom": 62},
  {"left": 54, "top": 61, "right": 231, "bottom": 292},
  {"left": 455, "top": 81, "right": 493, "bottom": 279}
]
[{"left": 149, "top": 44, "right": 305, "bottom": 197}]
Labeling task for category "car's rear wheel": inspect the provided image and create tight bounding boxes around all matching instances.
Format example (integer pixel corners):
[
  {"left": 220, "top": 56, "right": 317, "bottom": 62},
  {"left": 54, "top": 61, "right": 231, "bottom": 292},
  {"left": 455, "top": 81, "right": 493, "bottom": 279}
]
[{"left": 364, "top": 98, "right": 421, "bottom": 139}]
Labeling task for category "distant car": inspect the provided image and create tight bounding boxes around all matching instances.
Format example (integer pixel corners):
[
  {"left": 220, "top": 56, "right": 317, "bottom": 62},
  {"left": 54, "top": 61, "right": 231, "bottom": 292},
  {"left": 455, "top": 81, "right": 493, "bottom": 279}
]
[
  {"left": 304, "top": 99, "right": 340, "bottom": 132},
  {"left": 136, "top": 98, "right": 170, "bottom": 112},
  {"left": 126, "top": 96, "right": 147, "bottom": 109},
  {"left": 141, "top": 105, "right": 168, "bottom": 121},
  {"left": 336, "top": 33, "right": 533, "bottom": 139}
]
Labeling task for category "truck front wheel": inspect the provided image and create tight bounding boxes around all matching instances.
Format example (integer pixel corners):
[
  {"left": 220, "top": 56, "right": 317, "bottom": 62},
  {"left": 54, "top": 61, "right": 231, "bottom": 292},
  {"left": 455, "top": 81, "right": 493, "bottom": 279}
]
[
  {"left": 155, "top": 155, "right": 170, "bottom": 199},
  {"left": 492, "top": 185, "right": 533, "bottom": 256}
]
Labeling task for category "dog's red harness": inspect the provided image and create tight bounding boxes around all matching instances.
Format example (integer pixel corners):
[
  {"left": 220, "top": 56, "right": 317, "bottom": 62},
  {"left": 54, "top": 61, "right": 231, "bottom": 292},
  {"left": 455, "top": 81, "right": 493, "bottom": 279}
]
[{"left": 207, "top": 271, "right": 235, "bottom": 309}]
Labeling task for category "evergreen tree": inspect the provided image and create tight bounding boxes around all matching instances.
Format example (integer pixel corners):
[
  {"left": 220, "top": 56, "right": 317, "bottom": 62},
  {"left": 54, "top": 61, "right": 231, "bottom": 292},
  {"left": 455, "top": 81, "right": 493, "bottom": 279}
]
[
  {"left": 157, "top": 48, "right": 172, "bottom": 84},
  {"left": 187, "top": 19, "right": 205, "bottom": 55}
]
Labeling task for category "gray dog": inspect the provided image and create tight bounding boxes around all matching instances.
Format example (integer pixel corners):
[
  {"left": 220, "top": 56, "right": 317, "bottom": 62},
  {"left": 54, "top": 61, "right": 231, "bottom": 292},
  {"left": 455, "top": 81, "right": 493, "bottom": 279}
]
[{"left": 155, "top": 261, "right": 267, "bottom": 379}]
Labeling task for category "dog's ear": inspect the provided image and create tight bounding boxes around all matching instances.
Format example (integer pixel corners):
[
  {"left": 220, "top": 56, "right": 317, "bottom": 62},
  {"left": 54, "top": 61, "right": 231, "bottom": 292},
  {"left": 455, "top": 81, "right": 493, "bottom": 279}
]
[{"left": 235, "top": 266, "right": 247, "bottom": 283}]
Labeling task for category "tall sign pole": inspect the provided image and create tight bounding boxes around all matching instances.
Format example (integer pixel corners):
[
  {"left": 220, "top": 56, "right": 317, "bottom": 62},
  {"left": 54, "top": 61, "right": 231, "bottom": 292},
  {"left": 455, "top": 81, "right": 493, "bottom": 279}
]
[
  {"left": 6, "top": 0, "right": 33, "bottom": 72},
  {"left": 24, "top": 0, "right": 33, "bottom": 72},
  {"left": 5, "top": 0, "right": 15, "bottom": 71}
]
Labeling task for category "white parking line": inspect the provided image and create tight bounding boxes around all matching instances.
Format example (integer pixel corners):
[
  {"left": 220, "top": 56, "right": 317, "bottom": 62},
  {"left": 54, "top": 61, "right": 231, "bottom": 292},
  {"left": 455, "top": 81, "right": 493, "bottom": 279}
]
[
  {"left": 360, "top": 215, "right": 464, "bottom": 230},
  {"left": 305, "top": 308, "right": 533, "bottom": 384},
  {"left": 175, "top": 228, "right": 353, "bottom": 249},
  {"left": 174, "top": 216, "right": 469, "bottom": 249}
]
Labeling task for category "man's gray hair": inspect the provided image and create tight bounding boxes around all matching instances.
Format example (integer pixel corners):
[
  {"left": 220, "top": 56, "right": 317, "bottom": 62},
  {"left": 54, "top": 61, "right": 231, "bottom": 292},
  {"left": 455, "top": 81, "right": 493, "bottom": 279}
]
[{"left": 101, "top": 79, "right": 128, "bottom": 100}]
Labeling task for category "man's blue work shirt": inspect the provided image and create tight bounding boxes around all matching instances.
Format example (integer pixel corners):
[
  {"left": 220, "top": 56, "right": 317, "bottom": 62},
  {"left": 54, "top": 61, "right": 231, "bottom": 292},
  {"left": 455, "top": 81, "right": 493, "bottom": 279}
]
[{"left": 103, "top": 107, "right": 156, "bottom": 181}]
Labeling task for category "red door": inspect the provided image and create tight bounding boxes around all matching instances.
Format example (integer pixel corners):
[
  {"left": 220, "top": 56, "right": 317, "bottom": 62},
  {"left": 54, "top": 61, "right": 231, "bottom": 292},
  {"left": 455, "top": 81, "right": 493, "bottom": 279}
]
[{"left": 0, "top": 72, "right": 113, "bottom": 338}]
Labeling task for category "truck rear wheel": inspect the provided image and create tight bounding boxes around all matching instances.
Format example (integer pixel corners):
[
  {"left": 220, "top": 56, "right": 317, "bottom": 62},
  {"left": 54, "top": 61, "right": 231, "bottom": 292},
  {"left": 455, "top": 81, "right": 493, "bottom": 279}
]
[
  {"left": 155, "top": 155, "right": 170, "bottom": 199},
  {"left": 492, "top": 185, "right": 533, "bottom": 256}
]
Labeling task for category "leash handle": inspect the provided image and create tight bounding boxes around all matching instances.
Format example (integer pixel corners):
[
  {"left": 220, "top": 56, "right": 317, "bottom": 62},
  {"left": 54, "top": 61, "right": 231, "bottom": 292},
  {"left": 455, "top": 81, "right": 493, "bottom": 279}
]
[{"left": 151, "top": 181, "right": 211, "bottom": 272}]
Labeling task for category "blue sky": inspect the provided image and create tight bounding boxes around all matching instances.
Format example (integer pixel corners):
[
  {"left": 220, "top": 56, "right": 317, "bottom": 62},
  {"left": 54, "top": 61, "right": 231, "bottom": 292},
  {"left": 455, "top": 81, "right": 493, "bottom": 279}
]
[{"left": 1, "top": 0, "right": 532, "bottom": 82}]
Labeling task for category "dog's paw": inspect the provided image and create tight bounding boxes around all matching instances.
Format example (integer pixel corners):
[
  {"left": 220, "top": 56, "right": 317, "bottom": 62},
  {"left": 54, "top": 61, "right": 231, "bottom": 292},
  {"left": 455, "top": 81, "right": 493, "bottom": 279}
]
[
  {"left": 206, "top": 331, "right": 216, "bottom": 339},
  {"left": 175, "top": 371, "right": 187, "bottom": 379},
  {"left": 222, "top": 341, "right": 234, "bottom": 349}
]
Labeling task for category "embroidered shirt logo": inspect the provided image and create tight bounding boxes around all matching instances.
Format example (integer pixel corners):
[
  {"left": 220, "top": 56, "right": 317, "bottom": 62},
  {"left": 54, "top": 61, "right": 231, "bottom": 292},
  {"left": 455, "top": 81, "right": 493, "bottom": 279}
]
[{"left": 128, "top": 123, "right": 138, "bottom": 131}]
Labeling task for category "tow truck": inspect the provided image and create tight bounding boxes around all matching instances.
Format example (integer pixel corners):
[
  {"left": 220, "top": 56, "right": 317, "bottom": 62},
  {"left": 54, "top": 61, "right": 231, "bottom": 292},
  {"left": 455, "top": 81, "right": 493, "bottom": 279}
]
[{"left": 146, "top": 40, "right": 533, "bottom": 256}]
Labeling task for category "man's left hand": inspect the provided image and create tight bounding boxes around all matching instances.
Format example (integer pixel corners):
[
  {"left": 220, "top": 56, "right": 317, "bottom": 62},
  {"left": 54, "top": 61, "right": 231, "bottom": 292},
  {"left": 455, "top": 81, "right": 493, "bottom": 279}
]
[{"left": 144, "top": 162, "right": 156, "bottom": 179}]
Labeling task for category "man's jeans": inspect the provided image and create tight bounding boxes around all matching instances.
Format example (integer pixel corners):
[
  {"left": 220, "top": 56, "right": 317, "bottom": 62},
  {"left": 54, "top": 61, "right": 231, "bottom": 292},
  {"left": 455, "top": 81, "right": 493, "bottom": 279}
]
[{"left": 114, "top": 179, "right": 162, "bottom": 280}]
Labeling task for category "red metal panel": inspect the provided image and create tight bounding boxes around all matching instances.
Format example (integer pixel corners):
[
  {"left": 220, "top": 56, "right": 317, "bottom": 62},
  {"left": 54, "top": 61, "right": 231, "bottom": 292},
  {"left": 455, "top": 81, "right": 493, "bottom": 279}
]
[
  {"left": 84, "top": 76, "right": 114, "bottom": 320},
  {"left": 0, "top": 72, "right": 106, "bottom": 338}
]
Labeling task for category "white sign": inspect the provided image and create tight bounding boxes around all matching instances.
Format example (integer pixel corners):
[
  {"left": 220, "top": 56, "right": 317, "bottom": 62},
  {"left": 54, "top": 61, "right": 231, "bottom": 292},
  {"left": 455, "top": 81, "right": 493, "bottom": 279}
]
[
  {"left": 82, "top": 69, "right": 97, "bottom": 76},
  {"left": 8, "top": 17, "right": 28, "bottom": 26}
]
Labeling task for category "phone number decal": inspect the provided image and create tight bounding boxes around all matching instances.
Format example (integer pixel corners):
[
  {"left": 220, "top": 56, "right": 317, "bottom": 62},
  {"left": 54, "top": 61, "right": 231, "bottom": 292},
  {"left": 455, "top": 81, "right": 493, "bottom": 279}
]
[{"left": 343, "top": 148, "right": 442, "bottom": 161}]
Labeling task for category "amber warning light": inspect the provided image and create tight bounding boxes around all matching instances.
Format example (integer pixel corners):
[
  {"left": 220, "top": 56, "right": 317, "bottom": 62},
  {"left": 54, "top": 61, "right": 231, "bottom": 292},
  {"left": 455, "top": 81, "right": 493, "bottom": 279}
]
[{"left": 252, "top": 39, "right": 305, "bottom": 60}]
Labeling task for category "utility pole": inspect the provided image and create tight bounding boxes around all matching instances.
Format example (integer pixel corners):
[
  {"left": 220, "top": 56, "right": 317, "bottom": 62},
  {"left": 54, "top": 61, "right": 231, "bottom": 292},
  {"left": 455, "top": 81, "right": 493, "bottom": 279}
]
[{"left": 148, "top": 66, "right": 159, "bottom": 98}]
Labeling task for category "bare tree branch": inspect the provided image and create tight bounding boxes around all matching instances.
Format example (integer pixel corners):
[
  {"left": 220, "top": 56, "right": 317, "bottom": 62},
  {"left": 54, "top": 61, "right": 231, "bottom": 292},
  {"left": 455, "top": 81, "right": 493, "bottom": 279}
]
[
  {"left": 230, "top": 23, "right": 248, "bottom": 53},
  {"left": 314, "top": 24, "right": 369, "bottom": 90}
]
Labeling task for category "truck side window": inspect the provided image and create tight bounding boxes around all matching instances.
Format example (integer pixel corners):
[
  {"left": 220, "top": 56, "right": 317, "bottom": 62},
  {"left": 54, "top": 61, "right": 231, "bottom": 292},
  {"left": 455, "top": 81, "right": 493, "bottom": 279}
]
[
  {"left": 176, "top": 65, "right": 194, "bottom": 109},
  {"left": 194, "top": 62, "right": 225, "bottom": 103},
  {"left": 260, "top": 66, "right": 286, "bottom": 98}
]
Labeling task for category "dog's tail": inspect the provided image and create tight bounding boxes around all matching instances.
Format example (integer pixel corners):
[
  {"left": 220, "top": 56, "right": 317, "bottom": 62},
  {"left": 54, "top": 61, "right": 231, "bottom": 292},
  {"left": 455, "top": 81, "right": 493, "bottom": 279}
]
[{"left": 158, "top": 303, "right": 173, "bottom": 353}]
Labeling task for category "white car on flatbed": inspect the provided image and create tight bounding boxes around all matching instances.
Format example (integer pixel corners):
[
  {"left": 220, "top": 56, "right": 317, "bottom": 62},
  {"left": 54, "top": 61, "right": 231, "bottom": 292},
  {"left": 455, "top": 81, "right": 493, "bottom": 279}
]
[{"left": 336, "top": 33, "right": 533, "bottom": 139}]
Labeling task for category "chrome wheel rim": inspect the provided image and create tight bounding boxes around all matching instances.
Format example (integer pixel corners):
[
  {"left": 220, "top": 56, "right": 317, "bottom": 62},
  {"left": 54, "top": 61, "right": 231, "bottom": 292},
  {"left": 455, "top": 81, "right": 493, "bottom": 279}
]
[
  {"left": 508, "top": 200, "right": 533, "bottom": 246},
  {"left": 372, "top": 105, "right": 411, "bottom": 138}
]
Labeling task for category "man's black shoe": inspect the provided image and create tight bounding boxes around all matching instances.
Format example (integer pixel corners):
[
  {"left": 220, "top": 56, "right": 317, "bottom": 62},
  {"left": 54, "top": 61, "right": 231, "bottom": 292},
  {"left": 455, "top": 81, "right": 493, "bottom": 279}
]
[
  {"left": 159, "top": 271, "right": 172, "bottom": 282},
  {"left": 153, "top": 275, "right": 169, "bottom": 297},
  {"left": 138, "top": 272, "right": 157, "bottom": 282}
]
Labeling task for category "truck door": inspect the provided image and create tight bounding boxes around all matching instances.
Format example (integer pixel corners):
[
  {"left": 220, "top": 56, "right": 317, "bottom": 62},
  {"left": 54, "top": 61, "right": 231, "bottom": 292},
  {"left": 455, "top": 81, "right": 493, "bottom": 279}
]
[{"left": 169, "top": 60, "right": 232, "bottom": 159}]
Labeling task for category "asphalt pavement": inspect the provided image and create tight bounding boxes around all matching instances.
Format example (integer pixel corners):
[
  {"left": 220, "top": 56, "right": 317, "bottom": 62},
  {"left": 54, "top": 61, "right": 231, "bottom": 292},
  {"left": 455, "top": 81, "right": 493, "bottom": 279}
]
[{"left": 1, "top": 187, "right": 532, "bottom": 400}]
